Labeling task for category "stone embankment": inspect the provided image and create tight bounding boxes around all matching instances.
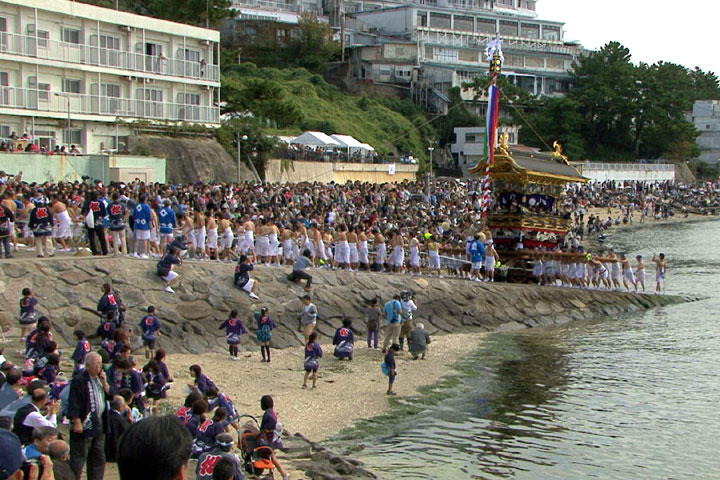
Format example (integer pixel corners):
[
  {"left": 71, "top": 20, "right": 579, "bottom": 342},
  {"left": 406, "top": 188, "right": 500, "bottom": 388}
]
[{"left": 0, "top": 257, "right": 691, "bottom": 353}]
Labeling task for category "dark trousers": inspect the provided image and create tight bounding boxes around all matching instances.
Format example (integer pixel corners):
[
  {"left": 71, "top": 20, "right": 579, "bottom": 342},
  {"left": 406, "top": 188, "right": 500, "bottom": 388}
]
[
  {"left": 87, "top": 226, "right": 108, "bottom": 255},
  {"left": 367, "top": 328, "right": 379, "bottom": 348},
  {"left": 287, "top": 269, "right": 312, "bottom": 288},
  {"left": 70, "top": 432, "right": 106, "bottom": 480},
  {"left": 0, "top": 236, "right": 10, "bottom": 257}
]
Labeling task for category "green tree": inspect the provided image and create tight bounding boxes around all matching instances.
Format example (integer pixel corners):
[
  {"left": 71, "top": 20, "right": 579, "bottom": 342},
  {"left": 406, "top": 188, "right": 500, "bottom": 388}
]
[
  {"left": 438, "top": 87, "right": 482, "bottom": 148},
  {"left": 634, "top": 62, "right": 698, "bottom": 159},
  {"left": 517, "top": 96, "right": 586, "bottom": 160},
  {"left": 216, "top": 117, "right": 278, "bottom": 180},
  {"left": 142, "top": 0, "right": 232, "bottom": 26},
  {"left": 222, "top": 68, "right": 305, "bottom": 128},
  {"left": 690, "top": 67, "right": 720, "bottom": 101},
  {"left": 286, "top": 13, "right": 340, "bottom": 72},
  {"left": 569, "top": 41, "right": 638, "bottom": 160}
]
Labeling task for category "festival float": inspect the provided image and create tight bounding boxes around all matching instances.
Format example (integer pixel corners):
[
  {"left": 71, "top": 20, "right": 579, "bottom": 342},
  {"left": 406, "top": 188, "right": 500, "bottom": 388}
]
[{"left": 470, "top": 37, "right": 588, "bottom": 260}]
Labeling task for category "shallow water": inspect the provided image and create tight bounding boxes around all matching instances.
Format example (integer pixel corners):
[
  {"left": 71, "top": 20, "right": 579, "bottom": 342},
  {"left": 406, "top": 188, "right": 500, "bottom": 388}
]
[{"left": 335, "top": 219, "right": 720, "bottom": 479}]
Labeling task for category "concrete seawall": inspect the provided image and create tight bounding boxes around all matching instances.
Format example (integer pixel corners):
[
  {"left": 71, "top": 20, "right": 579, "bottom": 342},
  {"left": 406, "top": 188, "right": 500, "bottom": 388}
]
[{"left": 0, "top": 257, "right": 692, "bottom": 352}]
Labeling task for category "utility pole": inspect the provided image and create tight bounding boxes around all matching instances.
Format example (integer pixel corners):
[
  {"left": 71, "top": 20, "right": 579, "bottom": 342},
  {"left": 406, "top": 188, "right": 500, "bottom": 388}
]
[
  {"left": 427, "top": 144, "right": 434, "bottom": 203},
  {"left": 237, "top": 133, "right": 247, "bottom": 183},
  {"left": 340, "top": 0, "right": 346, "bottom": 62}
]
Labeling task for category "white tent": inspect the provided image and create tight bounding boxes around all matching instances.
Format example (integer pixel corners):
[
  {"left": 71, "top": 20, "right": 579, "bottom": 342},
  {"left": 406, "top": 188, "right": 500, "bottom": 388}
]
[
  {"left": 358, "top": 143, "right": 375, "bottom": 151},
  {"left": 290, "top": 131, "right": 341, "bottom": 147},
  {"left": 330, "top": 134, "right": 364, "bottom": 149}
]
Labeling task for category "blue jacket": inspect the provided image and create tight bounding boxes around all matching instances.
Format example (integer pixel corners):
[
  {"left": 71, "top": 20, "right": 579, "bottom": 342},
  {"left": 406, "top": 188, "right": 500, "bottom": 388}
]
[
  {"left": 470, "top": 240, "right": 486, "bottom": 263},
  {"left": 133, "top": 203, "right": 152, "bottom": 231},
  {"left": 158, "top": 206, "right": 177, "bottom": 234}
]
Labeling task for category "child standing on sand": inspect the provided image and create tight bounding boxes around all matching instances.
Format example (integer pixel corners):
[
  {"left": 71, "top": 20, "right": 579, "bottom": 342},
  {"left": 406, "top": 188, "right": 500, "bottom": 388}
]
[
  {"left": 383, "top": 343, "right": 400, "bottom": 395},
  {"left": 219, "top": 309, "right": 248, "bottom": 360},
  {"left": 302, "top": 332, "right": 322, "bottom": 389},
  {"left": 255, "top": 307, "right": 276, "bottom": 363}
]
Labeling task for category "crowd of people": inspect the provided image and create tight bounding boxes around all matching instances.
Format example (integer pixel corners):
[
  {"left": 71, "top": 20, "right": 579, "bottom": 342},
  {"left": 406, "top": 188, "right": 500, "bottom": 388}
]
[
  {"left": 0, "top": 174, "right": 704, "bottom": 479},
  {"left": 0, "top": 272, "right": 436, "bottom": 479},
  {"left": 0, "top": 174, "right": 690, "bottom": 293}
]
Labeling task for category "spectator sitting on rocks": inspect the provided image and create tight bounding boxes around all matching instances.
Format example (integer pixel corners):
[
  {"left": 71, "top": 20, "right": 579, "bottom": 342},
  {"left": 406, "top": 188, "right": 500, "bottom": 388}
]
[
  {"left": 157, "top": 246, "right": 181, "bottom": 293},
  {"left": 409, "top": 323, "right": 431, "bottom": 360},
  {"left": 234, "top": 255, "right": 259, "bottom": 300},
  {"left": 286, "top": 249, "right": 313, "bottom": 291}
]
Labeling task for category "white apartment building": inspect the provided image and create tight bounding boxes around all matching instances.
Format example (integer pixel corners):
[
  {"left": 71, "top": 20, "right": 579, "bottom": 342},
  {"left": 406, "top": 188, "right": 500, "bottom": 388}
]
[
  {"left": 348, "top": 4, "right": 581, "bottom": 99},
  {"left": 0, "top": 0, "right": 220, "bottom": 153},
  {"left": 688, "top": 100, "right": 720, "bottom": 165}
]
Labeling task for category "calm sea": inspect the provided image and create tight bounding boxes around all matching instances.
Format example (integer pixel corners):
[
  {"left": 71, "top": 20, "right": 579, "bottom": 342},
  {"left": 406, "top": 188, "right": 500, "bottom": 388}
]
[{"left": 333, "top": 219, "right": 720, "bottom": 479}]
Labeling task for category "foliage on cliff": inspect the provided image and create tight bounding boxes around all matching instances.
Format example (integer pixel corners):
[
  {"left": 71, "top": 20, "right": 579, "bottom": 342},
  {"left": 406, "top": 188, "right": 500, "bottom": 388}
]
[
  {"left": 79, "top": 0, "right": 233, "bottom": 27},
  {"left": 221, "top": 63, "right": 434, "bottom": 161}
]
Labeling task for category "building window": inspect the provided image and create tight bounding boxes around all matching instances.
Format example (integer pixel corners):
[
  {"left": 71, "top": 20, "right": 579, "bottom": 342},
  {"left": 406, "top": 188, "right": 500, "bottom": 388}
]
[
  {"left": 183, "top": 49, "right": 200, "bottom": 62},
  {"left": 101, "top": 84, "right": 121, "bottom": 98},
  {"left": 38, "top": 83, "right": 51, "bottom": 101},
  {"left": 184, "top": 93, "right": 200, "bottom": 105},
  {"left": 33, "top": 130, "right": 56, "bottom": 150},
  {"left": 465, "top": 133, "right": 478, "bottom": 143},
  {"left": 458, "top": 50, "right": 477, "bottom": 62},
  {"left": 525, "top": 56, "right": 543, "bottom": 68},
  {"left": 543, "top": 26, "right": 560, "bottom": 41},
  {"left": 0, "top": 125, "right": 10, "bottom": 138},
  {"left": 61, "top": 28, "right": 81, "bottom": 45},
  {"left": 454, "top": 15, "right": 473, "bottom": 32},
  {"left": 477, "top": 18, "right": 495, "bottom": 34},
  {"left": 433, "top": 47, "right": 458, "bottom": 62},
  {"left": 63, "top": 79, "right": 81, "bottom": 94},
  {"left": 100, "top": 34, "right": 120, "bottom": 51},
  {"left": 496, "top": 0, "right": 514, "bottom": 6},
  {"left": 417, "top": 11, "right": 428, "bottom": 27},
  {"left": 37, "top": 30, "right": 49, "bottom": 48},
  {"left": 546, "top": 57, "right": 564, "bottom": 70},
  {"left": 429, "top": 12, "right": 451, "bottom": 29},
  {"left": 0, "top": 17, "right": 7, "bottom": 50},
  {"left": 521, "top": 23, "right": 539, "bottom": 39},
  {"left": 63, "top": 129, "right": 82, "bottom": 145},
  {"left": 499, "top": 20, "right": 518, "bottom": 37}
]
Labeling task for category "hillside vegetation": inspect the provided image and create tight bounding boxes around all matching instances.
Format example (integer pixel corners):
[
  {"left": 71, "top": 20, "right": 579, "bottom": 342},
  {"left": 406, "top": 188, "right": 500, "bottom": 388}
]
[{"left": 222, "top": 63, "right": 434, "bottom": 162}]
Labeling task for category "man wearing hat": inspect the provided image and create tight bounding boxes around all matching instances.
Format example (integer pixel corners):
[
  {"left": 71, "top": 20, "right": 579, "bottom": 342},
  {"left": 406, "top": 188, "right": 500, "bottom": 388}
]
[
  {"left": 0, "top": 429, "right": 53, "bottom": 480},
  {"left": 195, "top": 433, "right": 244, "bottom": 480}
]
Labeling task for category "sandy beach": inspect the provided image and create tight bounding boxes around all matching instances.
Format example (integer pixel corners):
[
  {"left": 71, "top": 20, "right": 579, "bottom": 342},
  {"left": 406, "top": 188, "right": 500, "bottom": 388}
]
[{"left": 161, "top": 332, "right": 484, "bottom": 442}]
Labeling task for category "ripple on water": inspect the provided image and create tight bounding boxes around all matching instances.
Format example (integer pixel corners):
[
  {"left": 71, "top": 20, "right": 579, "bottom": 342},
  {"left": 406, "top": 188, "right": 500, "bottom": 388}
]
[{"left": 334, "top": 220, "right": 720, "bottom": 479}]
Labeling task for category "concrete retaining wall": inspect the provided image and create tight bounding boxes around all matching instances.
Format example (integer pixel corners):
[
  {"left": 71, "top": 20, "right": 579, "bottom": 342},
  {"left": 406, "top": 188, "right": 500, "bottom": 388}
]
[
  {"left": 0, "top": 153, "right": 166, "bottom": 184},
  {"left": 265, "top": 159, "right": 418, "bottom": 184}
]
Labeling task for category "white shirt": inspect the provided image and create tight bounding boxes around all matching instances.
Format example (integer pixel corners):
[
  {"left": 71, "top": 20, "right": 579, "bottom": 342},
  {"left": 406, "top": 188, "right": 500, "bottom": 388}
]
[{"left": 23, "top": 403, "right": 57, "bottom": 429}]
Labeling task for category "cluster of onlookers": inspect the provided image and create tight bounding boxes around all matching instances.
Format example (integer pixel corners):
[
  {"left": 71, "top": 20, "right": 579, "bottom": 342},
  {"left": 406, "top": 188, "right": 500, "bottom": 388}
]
[{"left": 0, "top": 133, "right": 81, "bottom": 155}]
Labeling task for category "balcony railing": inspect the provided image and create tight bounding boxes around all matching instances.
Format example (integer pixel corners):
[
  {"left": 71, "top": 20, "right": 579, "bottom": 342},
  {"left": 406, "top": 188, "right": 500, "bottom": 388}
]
[
  {"left": 0, "top": 87, "right": 220, "bottom": 124},
  {"left": 233, "top": 0, "right": 302, "bottom": 12},
  {"left": 0, "top": 32, "right": 219, "bottom": 83}
]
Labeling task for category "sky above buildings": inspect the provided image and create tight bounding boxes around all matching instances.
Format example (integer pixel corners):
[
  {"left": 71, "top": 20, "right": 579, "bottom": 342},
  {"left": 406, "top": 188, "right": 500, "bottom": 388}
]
[{"left": 538, "top": 0, "right": 720, "bottom": 75}]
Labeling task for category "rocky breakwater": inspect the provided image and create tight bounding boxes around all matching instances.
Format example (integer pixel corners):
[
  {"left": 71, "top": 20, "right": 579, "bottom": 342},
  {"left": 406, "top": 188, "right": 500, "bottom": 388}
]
[{"left": 0, "top": 257, "right": 692, "bottom": 353}]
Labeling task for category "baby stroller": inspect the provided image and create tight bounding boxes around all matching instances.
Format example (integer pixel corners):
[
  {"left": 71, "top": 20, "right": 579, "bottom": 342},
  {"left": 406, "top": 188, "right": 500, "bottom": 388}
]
[{"left": 239, "top": 415, "right": 276, "bottom": 478}]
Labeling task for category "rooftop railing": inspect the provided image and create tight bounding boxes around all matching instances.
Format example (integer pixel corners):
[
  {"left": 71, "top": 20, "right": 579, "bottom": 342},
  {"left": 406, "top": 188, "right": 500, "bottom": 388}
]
[{"left": 0, "top": 32, "right": 219, "bottom": 83}]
